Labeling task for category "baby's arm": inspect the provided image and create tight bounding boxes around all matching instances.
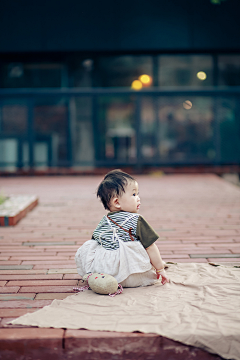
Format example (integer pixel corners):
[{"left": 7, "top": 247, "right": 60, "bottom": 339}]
[{"left": 146, "top": 243, "right": 169, "bottom": 285}]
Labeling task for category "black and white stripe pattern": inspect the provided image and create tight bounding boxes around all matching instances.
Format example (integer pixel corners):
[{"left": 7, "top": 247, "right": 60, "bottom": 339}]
[{"left": 92, "top": 212, "right": 140, "bottom": 250}]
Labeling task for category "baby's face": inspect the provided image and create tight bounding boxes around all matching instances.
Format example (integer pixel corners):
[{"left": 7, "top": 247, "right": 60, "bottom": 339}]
[{"left": 118, "top": 181, "right": 141, "bottom": 213}]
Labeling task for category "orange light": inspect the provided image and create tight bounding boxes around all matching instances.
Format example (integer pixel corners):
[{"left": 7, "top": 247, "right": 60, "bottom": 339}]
[
  {"left": 139, "top": 74, "right": 152, "bottom": 86},
  {"left": 131, "top": 80, "right": 143, "bottom": 90}
]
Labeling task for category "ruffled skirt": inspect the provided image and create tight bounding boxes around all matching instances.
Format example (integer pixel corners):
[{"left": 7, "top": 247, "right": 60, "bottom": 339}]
[{"left": 75, "top": 239, "right": 158, "bottom": 288}]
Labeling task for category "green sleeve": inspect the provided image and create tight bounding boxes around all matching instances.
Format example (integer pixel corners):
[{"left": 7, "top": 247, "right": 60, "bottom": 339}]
[{"left": 136, "top": 216, "right": 159, "bottom": 248}]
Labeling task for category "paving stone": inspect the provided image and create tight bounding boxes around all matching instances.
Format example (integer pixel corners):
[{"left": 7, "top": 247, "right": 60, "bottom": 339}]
[
  {"left": 0, "top": 265, "right": 33, "bottom": 270},
  {"left": 19, "top": 286, "right": 77, "bottom": 293},
  {"left": 0, "top": 287, "right": 20, "bottom": 294},
  {"left": 0, "top": 308, "right": 39, "bottom": 318},
  {"left": 0, "top": 299, "right": 52, "bottom": 308},
  {"left": 22, "top": 241, "right": 76, "bottom": 246},
  {"left": 0, "top": 270, "right": 47, "bottom": 275},
  {"left": 0, "top": 328, "right": 64, "bottom": 358},
  {"left": 0, "top": 275, "right": 63, "bottom": 281},
  {"left": 207, "top": 258, "right": 240, "bottom": 262},
  {"left": 33, "top": 264, "right": 77, "bottom": 270},
  {"left": 35, "top": 293, "right": 72, "bottom": 300},
  {"left": 63, "top": 274, "right": 82, "bottom": 280},
  {"left": 0, "top": 174, "right": 239, "bottom": 359},
  {"left": 190, "top": 254, "right": 240, "bottom": 258},
  {"left": 0, "top": 317, "right": 29, "bottom": 328},
  {"left": 48, "top": 268, "right": 78, "bottom": 274},
  {"left": 64, "top": 329, "right": 222, "bottom": 360},
  {"left": 7, "top": 280, "right": 77, "bottom": 287},
  {"left": 10, "top": 256, "right": 69, "bottom": 261},
  {"left": 21, "top": 261, "right": 76, "bottom": 266},
  {"left": 0, "top": 293, "right": 36, "bottom": 301}
]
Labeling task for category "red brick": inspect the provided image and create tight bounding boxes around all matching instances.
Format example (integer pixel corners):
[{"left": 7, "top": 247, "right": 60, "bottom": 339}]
[
  {"left": 164, "top": 258, "right": 208, "bottom": 263},
  {"left": 21, "top": 260, "right": 75, "bottom": 265},
  {"left": 0, "top": 287, "right": 20, "bottom": 294},
  {"left": 207, "top": 258, "right": 240, "bottom": 262},
  {"left": 63, "top": 274, "right": 82, "bottom": 280},
  {"left": 6, "top": 280, "right": 77, "bottom": 287},
  {"left": 0, "top": 308, "right": 39, "bottom": 318},
  {"left": 0, "top": 274, "right": 63, "bottom": 281},
  {"left": 0, "top": 281, "right": 7, "bottom": 287},
  {"left": 0, "top": 293, "right": 36, "bottom": 301},
  {"left": 0, "top": 300, "right": 52, "bottom": 308},
  {"left": 0, "top": 269, "right": 47, "bottom": 275},
  {"left": 33, "top": 264, "right": 77, "bottom": 270},
  {"left": 10, "top": 256, "right": 69, "bottom": 261},
  {"left": 0, "top": 261, "right": 21, "bottom": 265},
  {"left": 35, "top": 293, "right": 71, "bottom": 300},
  {"left": 0, "top": 317, "right": 29, "bottom": 328},
  {"left": 0, "top": 328, "right": 64, "bottom": 358},
  {"left": 19, "top": 286, "right": 76, "bottom": 293}
]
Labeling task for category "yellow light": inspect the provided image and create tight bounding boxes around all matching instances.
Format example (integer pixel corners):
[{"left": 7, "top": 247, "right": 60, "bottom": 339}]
[
  {"left": 197, "top": 71, "right": 207, "bottom": 80},
  {"left": 183, "top": 100, "right": 192, "bottom": 110},
  {"left": 131, "top": 80, "right": 143, "bottom": 90},
  {"left": 139, "top": 74, "right": 152, "bottom": 85}
]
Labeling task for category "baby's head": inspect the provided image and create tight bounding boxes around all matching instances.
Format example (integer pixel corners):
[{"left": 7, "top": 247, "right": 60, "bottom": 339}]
[{"left": 97, "top": 169, "right": 140, "bottom": 213}]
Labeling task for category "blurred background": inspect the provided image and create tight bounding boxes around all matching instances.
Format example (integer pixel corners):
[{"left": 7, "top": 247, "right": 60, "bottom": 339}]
[{"left": 0, "top": 0, "right": 240, "bottom": 175}]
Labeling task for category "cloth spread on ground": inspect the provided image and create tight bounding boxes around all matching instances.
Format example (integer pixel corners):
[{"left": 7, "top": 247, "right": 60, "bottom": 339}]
[{"left": 10, "top": 263, "right": 240, "bottom": 360}]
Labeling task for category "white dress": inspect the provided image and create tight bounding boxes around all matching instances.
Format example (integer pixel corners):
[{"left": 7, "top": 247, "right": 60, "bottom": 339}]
[{"left": 75, "top": 212, "right": 158, "bottom": 287}]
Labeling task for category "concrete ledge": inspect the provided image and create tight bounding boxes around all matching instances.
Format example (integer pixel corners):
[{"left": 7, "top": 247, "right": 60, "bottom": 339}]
[
  {"left": 0, "top": 328, "right": 224, "bottom": 360},
  {"left": 0, "top": 195, "right": 38, "bottom": 226}
]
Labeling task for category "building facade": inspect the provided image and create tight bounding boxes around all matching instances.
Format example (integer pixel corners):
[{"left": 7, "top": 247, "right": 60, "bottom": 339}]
[{"left": 0, "top": 0, "right": 240, "bottom": 171}]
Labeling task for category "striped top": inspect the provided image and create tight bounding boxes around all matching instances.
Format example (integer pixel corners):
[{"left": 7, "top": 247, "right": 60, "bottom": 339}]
[{"left": 92, "top": 211, "right": 159, "bottom": 250}]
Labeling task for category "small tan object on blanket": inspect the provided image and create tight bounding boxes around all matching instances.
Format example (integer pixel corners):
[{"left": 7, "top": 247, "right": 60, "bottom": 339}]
[{"left": 10, "top": 263, "right": 240, "bottom": 360}]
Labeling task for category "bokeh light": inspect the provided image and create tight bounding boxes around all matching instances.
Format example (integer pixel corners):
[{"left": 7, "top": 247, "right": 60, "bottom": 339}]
[
  {"left": 183, "top": 100, "right": 193, "bottom": 109},
  {"left": 197, "top": 71, "right": 207, "bottom": 80},
  {"left": 139, "top": 74, "right": 152, "bottom": 86},
  {"left": 131, "top": 80, "right": 143, "bottom": 90}
]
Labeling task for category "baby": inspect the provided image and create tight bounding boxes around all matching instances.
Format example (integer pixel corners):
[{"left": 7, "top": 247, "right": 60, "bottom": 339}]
[{"left": 75, "top": 169, "right": 169, "bottom": 287}]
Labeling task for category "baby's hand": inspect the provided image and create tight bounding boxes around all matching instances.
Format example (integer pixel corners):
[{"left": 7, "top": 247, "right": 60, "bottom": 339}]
[{"left": 156, "top": 269, "right": 169, "bottom": 285}]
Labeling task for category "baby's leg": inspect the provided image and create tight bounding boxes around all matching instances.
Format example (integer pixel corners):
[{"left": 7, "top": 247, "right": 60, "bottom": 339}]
[{"left": 120, "top": 268, "right": 157, "bottom": 288}]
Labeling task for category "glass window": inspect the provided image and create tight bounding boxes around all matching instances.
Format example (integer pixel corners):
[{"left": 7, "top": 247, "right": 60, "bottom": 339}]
[
  {"left": 217, "top": 98, "right": 240, "bottom": 162},
  {"left": 140, "top": 96, "right": 215, "bottom": 163},
  {"left": 1, "top": 63, "right": 65, "bottom": 88},
  {"left": 33, "top": 98, "right": 69, "bottom": 167},
  {"left": 70, "top": 96, "right": 94, "bottom": 166},
  {"left": 97, "top": 96, "right": 136, "bottom": 162},
  {"left": 96, "top": 56, "right": 153, "bottom": 88},
  {"left": 69, "top": 58, "right": 94, "bottom": 87},
  {"left": 158, "top": 55, "right": 213, "bottom": 87},
  {"left": 218, "top": 55, "right": 240, "bottom": 86},
  {"left": 0, "top": 100, "right": 28, "bottom": 170}
]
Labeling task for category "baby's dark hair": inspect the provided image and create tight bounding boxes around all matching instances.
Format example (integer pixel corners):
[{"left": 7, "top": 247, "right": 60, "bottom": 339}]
[{"left": 97, "top": 169, "right": 136, "bottom": 210}]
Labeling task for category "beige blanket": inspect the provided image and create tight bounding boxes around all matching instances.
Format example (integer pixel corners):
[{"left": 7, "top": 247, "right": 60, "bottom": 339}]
[{"left": 11, "top": 263, "right": 240, "bottom": 360}]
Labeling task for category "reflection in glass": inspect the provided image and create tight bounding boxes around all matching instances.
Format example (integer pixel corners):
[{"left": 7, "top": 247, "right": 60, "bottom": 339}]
[
  {"left": 140, "top": 96, "right": 215, "bottom": 163},
  {"left": 98, "top": 97, "right": 136, "bottom": 162},
  {"left": 158, "top": 55, "right": 213, "bottom": 87},
  {"left": 34, "top": 98, "right": 68, "bottom": 167},
  {"left": 217, "top": 98, "right": 240, "bottom": 162},
  {"left": 158, "top": 97, "right": 214, "bottom": 161},
  {"left": 70, "top": 97, "right": 94, "bottom": 166},
  {"left": 0, "top": 101, "right": 28, "bottom": 169},
  {"left": 218, "top": 55, "right": 240, "bottom": 86},
  {"left": 96, "top": 56, "right": 152, "bottom": 87},
  {"left": 2, "top": 63, "right": 65, "bottom": 88}
]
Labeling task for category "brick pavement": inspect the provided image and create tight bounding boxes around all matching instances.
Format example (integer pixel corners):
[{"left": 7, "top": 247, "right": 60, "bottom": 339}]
[{"left": 0, "top": 174, "right": 239, "bottom": 360}]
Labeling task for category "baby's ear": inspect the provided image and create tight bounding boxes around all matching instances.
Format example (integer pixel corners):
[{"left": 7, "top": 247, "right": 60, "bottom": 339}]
[{"left": 112, "top": 196, "right": 121, "bottom": 209}]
